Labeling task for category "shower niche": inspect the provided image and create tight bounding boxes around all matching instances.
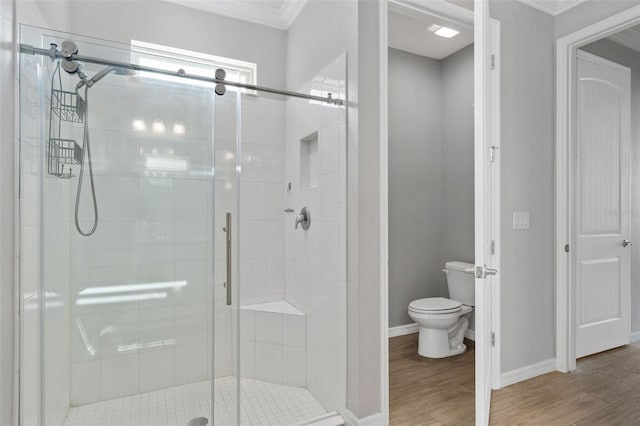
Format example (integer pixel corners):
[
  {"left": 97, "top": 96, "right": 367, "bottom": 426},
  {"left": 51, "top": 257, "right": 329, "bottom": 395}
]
[{"left": 300, "top": 131, "right": 319, "bottom": 190}]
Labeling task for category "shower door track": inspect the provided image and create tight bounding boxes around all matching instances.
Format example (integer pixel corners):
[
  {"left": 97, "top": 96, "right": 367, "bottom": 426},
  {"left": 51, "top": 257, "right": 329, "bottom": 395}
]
[{"left": 20, "top": 43, "right": 344, "bottom": 106}]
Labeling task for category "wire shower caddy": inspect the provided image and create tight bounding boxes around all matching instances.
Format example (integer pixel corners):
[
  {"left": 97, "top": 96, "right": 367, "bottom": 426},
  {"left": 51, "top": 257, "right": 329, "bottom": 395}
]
[{"left": 48, "top": 62, "right": 83, "bottom": 178}]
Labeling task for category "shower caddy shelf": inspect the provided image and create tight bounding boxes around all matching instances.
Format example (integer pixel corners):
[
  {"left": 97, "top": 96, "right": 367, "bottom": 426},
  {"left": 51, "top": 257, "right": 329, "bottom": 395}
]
[{"left": 48, "top": 66, "right": 84, "bottom": 179}]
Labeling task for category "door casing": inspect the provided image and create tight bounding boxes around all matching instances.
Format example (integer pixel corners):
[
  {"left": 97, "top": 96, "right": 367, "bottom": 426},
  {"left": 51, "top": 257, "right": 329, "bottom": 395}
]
[{"left": 556, "top": 4, "right": 640, "bottom": 373}]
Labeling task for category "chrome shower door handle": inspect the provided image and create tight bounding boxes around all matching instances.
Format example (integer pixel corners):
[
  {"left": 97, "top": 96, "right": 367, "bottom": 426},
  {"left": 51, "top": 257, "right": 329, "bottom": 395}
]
[
  {"left": 224, "top": 212, "right": 232, "bottom": 306},
  {"left": 623, "top": 239, "right": 633, "bottom": 248}
]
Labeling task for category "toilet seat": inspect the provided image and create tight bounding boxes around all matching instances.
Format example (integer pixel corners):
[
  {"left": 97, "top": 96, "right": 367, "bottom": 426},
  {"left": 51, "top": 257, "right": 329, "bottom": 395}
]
[{"left": 408, "top": 297, "right": 462, "bottom": 314}]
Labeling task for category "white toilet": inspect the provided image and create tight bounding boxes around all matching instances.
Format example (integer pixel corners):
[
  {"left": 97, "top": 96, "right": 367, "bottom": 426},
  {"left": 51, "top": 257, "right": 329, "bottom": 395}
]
[{"left": 408, "top": 261, "right": 475, "bottom": 358}]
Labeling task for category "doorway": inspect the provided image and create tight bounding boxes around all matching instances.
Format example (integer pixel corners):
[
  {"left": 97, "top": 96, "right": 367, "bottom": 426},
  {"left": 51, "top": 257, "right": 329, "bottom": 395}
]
[
  {"left": 556, "top": 4, "right": 640, "bottom": 373},
  {"left": 380, "top": 0, "right": 501, "bottom": 424}
]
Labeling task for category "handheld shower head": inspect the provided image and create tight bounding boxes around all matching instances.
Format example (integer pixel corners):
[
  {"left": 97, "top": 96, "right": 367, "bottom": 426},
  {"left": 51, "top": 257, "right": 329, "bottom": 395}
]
[
  {"left": 85, "top": 66, "right": 136, "bottom": 88},
  {"left": 86, "top": 66, "right": 115, "bottom": 87}
]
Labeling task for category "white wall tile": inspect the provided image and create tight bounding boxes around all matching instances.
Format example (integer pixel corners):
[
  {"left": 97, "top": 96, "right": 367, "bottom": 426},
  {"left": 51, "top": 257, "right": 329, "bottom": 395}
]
[
  {"left": 240, "top": 340, "right": 255, "bottom": 379},
  {"left": 174, "top": 303, "right": 208, "bottom": 346},
  {"left": 101, "top": 354, "right": 139, "bottom": 400},
  {"left": 241, "top": 144, "right": 284, "bottom": 183},
  {"left": 139, "top": 349, "right": 174, "bottom": 392},
  {"left": 240, "top": 309, "right": 255, "bottom": 341},
  {"left": 139, "top": 177, "right": 174, "bottom": 221},
  {"left": 70, "top": 314, "right": 101, "bottom": 363},
  {"left": 266, "top": 259, "right": 285, "bottom": 299},
  {"left": 174, "top": 343, "right": 208, "bottom": 385},
  {"left": 138, "top": 306, "right": 175, "bottom": 351},
  {"left": 97, "top": 176, "right": 139, "bottom": 222},
  {"left": 174, "top": 261, "right": 208, "bottom": 305},
  {"left": 283, "top": 315, "right": 305, "bottom": 348},
  {"left": 239, "top": 259, "right": 266, "bottom": 305},
  {"left": 282, "top": 346, "right": 306, "bottom": 387},
  {"left": 99, "top": 309, "right": 139, "bottom": 358},
  {"left": 214, "top": 339, "right": 232, "bottom": 378},
  {"left": 318, "top": 125, "right": 340, "bottom": 175},
  {"left": 255, "top": 311, "right": 282, "bottom": 345},
  {"left": 70, "top": 360, "right": 101, "bottom": 406},
  {"left": 255, "top": 342, "right": 282, "bottom": 384},
  {"left": 174, "top": 179, "right": 212, "bottom": 221},
  {"left": 239, "top": 220, "right": 266, "bottom": 260},
  {"left": 240, "top": 182, "right": 265, "bottom": 220}
]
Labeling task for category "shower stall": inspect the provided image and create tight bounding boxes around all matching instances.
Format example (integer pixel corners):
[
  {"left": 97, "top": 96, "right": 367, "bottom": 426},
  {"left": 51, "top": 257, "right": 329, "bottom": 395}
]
[{"left": 18, "top": 25, "right": 347, "bottom": 426}]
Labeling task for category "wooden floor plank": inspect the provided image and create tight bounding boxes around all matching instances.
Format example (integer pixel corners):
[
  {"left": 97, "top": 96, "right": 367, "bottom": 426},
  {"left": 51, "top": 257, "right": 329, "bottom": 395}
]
[{"left": 390, "top": 333, "right": 640, "bottom": 425}]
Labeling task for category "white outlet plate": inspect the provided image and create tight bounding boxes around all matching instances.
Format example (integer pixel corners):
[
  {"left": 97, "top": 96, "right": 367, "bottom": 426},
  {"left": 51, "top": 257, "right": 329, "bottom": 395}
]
[{"left": 513, "top": 211, "right": 530, "bottom": 230}]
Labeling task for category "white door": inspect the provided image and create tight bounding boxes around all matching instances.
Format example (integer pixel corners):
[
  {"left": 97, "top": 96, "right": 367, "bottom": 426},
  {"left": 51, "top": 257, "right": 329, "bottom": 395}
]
[
  {"left": 474, "top": 1, "right": 497, "bottom": 424},
  {"left": 575, "top": 50, "right": 631, "bottom": 359}
]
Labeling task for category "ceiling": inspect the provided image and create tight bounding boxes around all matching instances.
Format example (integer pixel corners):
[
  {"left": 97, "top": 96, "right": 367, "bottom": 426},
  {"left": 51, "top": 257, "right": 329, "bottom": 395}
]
[
  {"left": 164, "top": 0, "right": 307, "bottom": 30},
  {"left": 516, "top": 0, "right": 588, "bottom": 16},
  {"left": 388, "top": 6, "right": 473, "bottom": 60},
  {"left": 608, "top": 24, "right": 640, "bottom": 53},
  {"left": 163, "top": 0, "right": 592, "bottom": 32}
]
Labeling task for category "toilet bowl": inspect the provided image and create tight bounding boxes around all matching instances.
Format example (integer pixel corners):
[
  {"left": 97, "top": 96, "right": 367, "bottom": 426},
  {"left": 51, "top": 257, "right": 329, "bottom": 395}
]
[{"left": 407, "top": 261, "right": 475, "bottom": 358}]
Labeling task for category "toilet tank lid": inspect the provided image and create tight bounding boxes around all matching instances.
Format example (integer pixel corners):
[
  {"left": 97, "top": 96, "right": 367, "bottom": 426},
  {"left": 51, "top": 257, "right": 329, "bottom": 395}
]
[{"left": 445, "top": 261, "right": 474, "bottom": 272}]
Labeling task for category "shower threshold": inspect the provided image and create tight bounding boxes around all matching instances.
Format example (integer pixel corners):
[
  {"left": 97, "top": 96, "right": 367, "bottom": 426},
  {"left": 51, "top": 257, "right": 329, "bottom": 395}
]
[{"left": 62, "top": 377, "right": 327, "bottom": 426}]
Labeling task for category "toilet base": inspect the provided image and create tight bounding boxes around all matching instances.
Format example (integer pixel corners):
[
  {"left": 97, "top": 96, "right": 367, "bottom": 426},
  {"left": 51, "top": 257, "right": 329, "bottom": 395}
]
[{"left": 417, "top": 327, "right": 468, "bottom": 358}]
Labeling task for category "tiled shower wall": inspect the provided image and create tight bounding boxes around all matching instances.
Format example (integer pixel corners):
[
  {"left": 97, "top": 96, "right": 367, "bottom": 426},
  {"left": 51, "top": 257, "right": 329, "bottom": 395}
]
[
  {"left": 234, "top": 95, "right": 286, "bottom": 307},
  {"left": 284, "top": 55, "right": 347, "bottom": 412},
  {"left": 66, "top": 77, "right": 226, "bottom": 405}
]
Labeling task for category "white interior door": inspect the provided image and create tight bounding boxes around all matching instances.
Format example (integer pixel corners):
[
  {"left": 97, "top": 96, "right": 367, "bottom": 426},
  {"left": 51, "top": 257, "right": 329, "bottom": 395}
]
[
  {"left": 575, "top": 50, "right": 631, "bottom": 359},
  {"left": 474, "top": 1, "right": 497, "bottom": 424}
]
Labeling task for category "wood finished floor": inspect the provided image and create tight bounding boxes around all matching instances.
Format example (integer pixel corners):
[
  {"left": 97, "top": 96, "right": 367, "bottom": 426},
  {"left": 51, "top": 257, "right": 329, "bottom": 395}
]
[{"left": 389, "top": 333, "right": 640, "bottom": 425}]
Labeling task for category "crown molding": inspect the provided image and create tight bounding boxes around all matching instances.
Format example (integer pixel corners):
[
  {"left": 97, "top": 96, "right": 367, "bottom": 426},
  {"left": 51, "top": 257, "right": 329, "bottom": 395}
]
[
  {"left": 609, "top": 25, "right": 640, "bottom": 53},
  {"left": 164, "top": 0, "right": 308, "bottom": 30},
  {"left": 517, "top": 0, "right": 588, "bottom": 16}
]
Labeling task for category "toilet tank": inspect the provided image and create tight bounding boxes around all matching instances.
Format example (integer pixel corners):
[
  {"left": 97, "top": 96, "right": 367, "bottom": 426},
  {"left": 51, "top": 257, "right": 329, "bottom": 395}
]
[{"left": 444, "top": 261, "right": 475, "bottom": 306}]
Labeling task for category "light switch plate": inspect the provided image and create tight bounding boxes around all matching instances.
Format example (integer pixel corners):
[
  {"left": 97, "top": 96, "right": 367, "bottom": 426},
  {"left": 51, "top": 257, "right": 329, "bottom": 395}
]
[{"left": 513, "top": 211, "right": 530, "bottom": 230}]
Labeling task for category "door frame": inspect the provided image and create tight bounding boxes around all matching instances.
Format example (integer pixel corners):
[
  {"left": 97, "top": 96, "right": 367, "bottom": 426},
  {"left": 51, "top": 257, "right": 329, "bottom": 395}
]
[
  {"left": 555, "top": 4, "right": 640, "bottom": 373},
  {"left": 379, "top": 1, "right": 502, "bottom": 424}
]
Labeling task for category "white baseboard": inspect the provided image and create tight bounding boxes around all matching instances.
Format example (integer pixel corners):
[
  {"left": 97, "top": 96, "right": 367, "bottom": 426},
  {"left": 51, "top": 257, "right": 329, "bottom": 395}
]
[
  {"left": 500, "top": 358, "right": 556, "bottom": 388},
  {"left": 388, "top": 323, "right": 418, "bottom": 337},
  {"left": 389, "top": 323, "right": 475, "bottom": 341},
  {"left": 340, "top": 410, "right": 383, "bottom": 426},
  {"left": 465, "top": 329, "right": 475, "bottom": 341},
  {"left": 631, "top": 331, "right": 640, "bottom": 343}
]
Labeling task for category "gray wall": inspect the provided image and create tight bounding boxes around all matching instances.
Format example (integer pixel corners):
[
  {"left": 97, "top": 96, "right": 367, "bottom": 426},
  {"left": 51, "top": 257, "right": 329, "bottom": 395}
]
[
  {"left": 388, "top": 45, "right": 474, "bottom": 328},
  {"left": 580, "top": 39, "right": 640, "bottom": 334},
  {"left": 68, "top": 0, "right": 286, "bottom": 89},
  {"left": 442, "top": 44, "right": 475, "bottom": 265},
  {"left": 388, "top": 48, "right": 444, "bottom": 327},
  {"left": 490, "top": 1, "right": 557, "bottom": 373}
]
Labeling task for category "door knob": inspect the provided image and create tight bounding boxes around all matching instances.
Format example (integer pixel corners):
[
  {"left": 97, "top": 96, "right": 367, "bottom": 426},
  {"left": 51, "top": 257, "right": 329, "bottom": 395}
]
[{"left": 623, "top": 239, "right": 633, "bottom": 247}]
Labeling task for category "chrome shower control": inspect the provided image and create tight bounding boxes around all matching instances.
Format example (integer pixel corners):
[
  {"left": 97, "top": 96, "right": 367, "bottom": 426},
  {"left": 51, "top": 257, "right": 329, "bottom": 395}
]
[{"left": 295, "top": 207, "right": 310, "bottom": 230}]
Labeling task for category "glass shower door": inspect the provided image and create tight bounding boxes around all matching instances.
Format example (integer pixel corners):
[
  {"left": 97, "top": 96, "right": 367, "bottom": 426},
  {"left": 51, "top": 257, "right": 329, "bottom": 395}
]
[
  {"left": 212, "top": 89, "right": 241, "bottom": 426},
  {"left": 19, "top": 26, "right": 240, "bottom": 426}
]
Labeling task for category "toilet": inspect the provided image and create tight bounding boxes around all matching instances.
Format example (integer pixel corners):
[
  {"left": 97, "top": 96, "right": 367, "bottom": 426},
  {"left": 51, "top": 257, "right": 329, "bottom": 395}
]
[{"left": 408, "top": 261, "right": 475, "bottom": 358}]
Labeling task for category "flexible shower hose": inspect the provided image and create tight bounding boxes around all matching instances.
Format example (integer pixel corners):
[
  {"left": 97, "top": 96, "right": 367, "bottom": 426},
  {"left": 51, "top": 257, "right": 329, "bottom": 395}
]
[{"left": 74, "top": 85, "right": 99, "bottom": 236}]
